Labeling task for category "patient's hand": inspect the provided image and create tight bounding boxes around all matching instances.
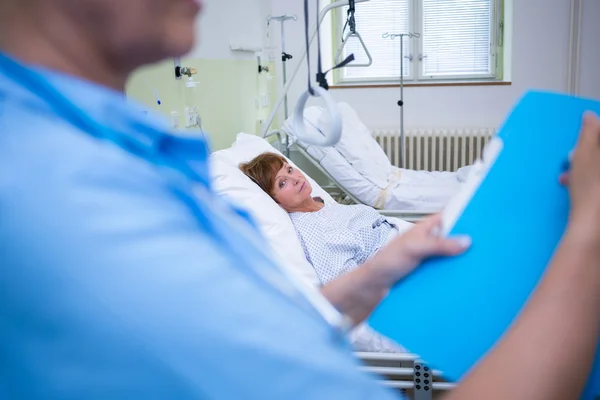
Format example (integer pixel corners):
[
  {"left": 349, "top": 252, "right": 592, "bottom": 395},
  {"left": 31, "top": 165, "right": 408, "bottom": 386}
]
[
  {"left": 321, "top": 215, "right": 470, "bottom": 325},
  {"left": 367, "top": 214, "right": 471, "bottom": 286}
]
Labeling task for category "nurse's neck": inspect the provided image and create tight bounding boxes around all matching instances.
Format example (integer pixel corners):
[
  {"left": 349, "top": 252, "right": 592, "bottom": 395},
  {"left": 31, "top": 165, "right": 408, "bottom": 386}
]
[{"left": 0, "top": 6, "right": 129, "bottom": 91}]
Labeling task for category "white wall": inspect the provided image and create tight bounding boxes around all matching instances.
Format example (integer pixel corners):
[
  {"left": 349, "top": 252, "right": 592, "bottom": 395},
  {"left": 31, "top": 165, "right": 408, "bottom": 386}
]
[
  {"left": 578, "top": 0, "right": 600, "bottom": 100},
  {"left": 188, "top": 0, "right": 267, "bottom": 60},
  {"left": 127, "top": 0, "right": 275, "bottom": 150},
  {"left": 269, "top": 0, "right": 582, "bottom": 129}
]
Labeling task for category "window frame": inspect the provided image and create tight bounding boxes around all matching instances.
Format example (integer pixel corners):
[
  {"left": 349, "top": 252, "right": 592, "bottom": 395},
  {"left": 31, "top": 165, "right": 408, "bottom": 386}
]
[{"left": 331, "top": 0, "right": 505, "bottom": 86}]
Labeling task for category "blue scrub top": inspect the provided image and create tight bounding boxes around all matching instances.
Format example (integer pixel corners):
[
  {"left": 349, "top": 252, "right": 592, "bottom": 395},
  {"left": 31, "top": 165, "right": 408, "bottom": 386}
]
[{"left": 0, "top": 53, "right": 402, "bottom": 399}]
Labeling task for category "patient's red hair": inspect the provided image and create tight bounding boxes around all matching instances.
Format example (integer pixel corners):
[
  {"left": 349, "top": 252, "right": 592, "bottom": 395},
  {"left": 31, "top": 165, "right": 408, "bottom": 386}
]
[{"left": 239, "top": 152, "right": 287, "bottom": 198}]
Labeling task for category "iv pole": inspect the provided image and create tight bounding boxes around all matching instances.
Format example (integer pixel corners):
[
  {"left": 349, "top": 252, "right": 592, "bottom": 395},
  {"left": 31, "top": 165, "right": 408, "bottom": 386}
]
[
  {"left": 382, "top": 32, "right": 419, "bottom": 168},
  {"left": 267, "top": 14, "right": 298, "bottom": 121}
]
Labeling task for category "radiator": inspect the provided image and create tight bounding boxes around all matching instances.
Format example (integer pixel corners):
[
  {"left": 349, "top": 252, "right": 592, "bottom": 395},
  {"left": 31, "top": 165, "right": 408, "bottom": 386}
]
[{"left": 372, "top": 128, "right": 496, "bottom": 171}]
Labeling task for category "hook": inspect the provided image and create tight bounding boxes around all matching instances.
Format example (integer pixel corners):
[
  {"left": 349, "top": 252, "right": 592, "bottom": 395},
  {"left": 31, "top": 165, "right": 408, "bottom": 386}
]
[
  {"left": 382, "top": 32, "right": 421, "bottom": 40},
  {"left": 267, "top": 14, "right": 298, "bottom": 23}
]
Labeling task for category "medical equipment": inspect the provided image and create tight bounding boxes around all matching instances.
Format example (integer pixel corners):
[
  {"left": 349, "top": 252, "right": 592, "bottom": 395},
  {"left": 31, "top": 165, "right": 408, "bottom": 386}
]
[
  {"left": 267, "top": 14, "right": 297, "bottom": 121},
  {"left": 181, "top": 74, "right": 203, "bottom": 131},
  {"left": 260, "top": 0, "right": 371, "bottom": 145},
  {"left": 256, "top": 55, "right": 270, "bottom": 74},
  {"left": 173, "top": 57, "right": 197, "bottom": 79},
  {"left": 382, "top": 31, "right": 420, "bottom": 168},
  {"left": 255, "top": 56, "right": 275, "bottom": 131},
  {"left": 293, "top": 0, "right": 352, "bottom": 147},
  {"left": 171, "top": 57, "right": 203, "bottom": 131},
  {"left": 334, "top": 0, "right": 373, "bottom": 68}
]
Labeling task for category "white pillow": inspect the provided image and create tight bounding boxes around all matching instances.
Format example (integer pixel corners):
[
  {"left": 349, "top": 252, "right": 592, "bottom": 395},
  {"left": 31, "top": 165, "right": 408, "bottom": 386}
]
[
  {"left": 214, "top": 133, "right": 334, "bottom": 204},
  {"left": 317, "top": 102, "right": 393, "bottom": 189},
  {"left": 209, "top": 133, "right": 334, "bottom": 288}
]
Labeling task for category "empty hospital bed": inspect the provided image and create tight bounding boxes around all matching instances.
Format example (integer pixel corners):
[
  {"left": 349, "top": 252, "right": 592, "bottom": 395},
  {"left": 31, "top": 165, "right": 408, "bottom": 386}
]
[
  {"left": 270, "top": 102, "right": 475, "bottom": 214},
  {"left": 209, "top": 132, "right": 454, "bottom": 398}
]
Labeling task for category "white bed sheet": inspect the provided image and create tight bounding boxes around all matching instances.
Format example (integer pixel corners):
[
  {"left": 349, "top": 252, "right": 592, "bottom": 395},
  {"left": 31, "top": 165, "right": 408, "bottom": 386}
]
[{"left": 384, "top": 166, "right": 471, "bottom": 211}]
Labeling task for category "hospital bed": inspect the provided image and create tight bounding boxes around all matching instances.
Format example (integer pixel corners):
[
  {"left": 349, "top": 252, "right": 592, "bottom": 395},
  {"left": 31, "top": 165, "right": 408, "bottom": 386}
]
[
  {"left": 209, "top": 132, "right": 455, "bottom": 399},
  {"left": 265, "top": 102, "right": 473, "bottom": 217}
]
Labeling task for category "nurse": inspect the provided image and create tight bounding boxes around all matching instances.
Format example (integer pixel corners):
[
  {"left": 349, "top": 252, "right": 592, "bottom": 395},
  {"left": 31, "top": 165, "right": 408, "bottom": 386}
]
[{"left": 1, "top": 1, "right": 600, "bottom": 400}]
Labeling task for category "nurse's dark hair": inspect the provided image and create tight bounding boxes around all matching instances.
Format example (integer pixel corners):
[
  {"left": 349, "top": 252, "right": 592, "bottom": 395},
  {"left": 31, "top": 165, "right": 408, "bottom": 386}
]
[{"left": 239, "top": 152, "right": 287, "bottom": 198}]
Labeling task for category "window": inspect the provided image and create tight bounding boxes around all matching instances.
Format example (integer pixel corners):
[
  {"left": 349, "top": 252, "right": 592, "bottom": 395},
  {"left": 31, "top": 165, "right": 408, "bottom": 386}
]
[{"left": 332, "top": 0, "right": 504, "bottom": 84}]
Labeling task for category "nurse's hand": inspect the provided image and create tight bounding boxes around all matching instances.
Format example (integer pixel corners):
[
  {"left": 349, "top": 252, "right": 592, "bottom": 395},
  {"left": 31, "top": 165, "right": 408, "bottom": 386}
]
[
  {"left": 367, "top": 214, "right": 471, "bottom": 287},
  {"left": 321, "top": 214, "right": 470, "bottom": 325},
  {"left": 559, "top": 112, "right": 600, "bottom": 233}
]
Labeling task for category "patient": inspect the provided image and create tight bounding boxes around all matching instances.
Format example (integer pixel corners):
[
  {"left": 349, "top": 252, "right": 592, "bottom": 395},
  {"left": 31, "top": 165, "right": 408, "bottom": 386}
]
[
  {"left": 241, "top": 152, "right": 414, "bottom": 353},
  {"left": 240, "top": 152, "right": 413, "bottom": 285}
]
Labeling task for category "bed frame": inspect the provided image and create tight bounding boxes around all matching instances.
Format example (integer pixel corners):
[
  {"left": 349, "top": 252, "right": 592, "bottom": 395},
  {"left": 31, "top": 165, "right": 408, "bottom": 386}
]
[{"left": 357, "top": 352, "right": 455, "bottom": 399}]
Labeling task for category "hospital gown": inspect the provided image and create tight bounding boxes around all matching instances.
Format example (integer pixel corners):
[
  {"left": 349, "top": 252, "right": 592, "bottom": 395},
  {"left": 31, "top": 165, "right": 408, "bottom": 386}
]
[
  {"left": 290, "top": 202, "right": 396, "bottom": 284},
  {"left": 290, "top": 202, "right": 411, "bottom": 353}
]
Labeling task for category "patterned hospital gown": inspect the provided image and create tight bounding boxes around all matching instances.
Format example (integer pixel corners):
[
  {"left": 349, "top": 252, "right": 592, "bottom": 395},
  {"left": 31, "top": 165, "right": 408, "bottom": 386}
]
[{"left": 289, "top": 202, "right": 396, "bottom": 284}]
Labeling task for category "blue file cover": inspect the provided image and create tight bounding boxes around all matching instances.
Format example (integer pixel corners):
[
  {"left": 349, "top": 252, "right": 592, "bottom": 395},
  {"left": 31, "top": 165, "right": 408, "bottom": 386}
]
[{"left": 368, "top": 91, "right": 600, "bottom": 399}]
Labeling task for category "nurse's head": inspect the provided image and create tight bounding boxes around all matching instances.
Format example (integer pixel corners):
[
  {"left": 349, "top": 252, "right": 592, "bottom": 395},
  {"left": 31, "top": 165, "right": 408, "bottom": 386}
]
[
  {"left": 240, "top": 153, "right": 317, "bottom": 213},
  {"left": 0, "top": 0, "right": 203, "bottom": 89}
]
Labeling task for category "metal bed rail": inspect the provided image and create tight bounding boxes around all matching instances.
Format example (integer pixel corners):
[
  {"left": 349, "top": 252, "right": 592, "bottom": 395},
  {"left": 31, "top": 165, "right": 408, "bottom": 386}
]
[{"left": 355, "top": 352, "right": 456, "bottom": 398}]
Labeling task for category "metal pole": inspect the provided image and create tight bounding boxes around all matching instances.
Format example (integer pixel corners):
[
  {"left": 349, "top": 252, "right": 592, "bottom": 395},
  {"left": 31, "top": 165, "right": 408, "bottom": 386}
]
[
  {"left": 400, "top": 35, "right": 405, "bottom": 168},
  {"left": 280, "top": 21, "right": 289, "bottom": 120},
  {"left": 260, "top": 0, "right": 371, "bottom": 138},
  {"left": 385, "top": 32, "right": 418, "bottom": 168},
  {"left": 280, "top": 20, "right": 291, "bottom": 157},
  {"left": 267, "top": 14, "right": 297, "bottom": 155},
  {"left": 267, "top": 15, "right": 297, "bottom": 120}
]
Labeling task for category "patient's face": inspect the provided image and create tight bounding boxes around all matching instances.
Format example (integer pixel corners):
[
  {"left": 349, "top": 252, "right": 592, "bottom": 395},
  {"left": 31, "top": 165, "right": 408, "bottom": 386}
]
[{"left": 272, "top": 163, "right": 312, "bottom": 211}]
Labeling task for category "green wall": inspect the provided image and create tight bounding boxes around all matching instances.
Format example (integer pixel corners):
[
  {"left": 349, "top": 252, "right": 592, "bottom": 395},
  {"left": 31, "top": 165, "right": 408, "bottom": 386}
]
[{"left": 126, "top": 57, "right": 278, "bottom": 151}]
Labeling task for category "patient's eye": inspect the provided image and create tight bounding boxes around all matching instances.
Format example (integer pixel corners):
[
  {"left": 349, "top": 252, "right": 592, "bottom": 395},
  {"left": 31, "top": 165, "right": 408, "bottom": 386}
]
[
  {"left": 288, "top": 166, "right": 293, "bottom": 173},
  {"left": 279, "top": 179, "right": 286, "bottom": 188}
]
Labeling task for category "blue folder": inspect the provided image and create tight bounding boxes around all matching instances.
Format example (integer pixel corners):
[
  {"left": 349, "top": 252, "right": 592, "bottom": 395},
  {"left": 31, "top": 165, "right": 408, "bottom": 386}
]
[{"left": 368, "top": 91, "right": 600, "bottom": 399}]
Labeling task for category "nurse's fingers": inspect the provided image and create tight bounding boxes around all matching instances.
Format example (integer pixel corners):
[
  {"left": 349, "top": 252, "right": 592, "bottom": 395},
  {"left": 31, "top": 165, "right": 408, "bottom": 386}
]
[
  {"left": 567, "top": 112, "right": 600, "bottom": 222},
  {"left": 417, "top": 235, "right": 472, "bottom": 259},
  {"left": 559, "top": 172, "right": 569, "bottom": 186}
]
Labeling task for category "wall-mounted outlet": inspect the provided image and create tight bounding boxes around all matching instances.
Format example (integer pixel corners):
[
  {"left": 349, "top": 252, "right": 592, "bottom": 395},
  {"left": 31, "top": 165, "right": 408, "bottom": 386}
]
[{"left": 171, "top": 111, "right": 179, "bottom": 129}]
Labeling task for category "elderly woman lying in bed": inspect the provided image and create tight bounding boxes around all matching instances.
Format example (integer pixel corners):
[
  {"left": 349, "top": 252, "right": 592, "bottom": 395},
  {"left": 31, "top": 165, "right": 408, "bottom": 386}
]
[
  {"left": 240, "top": 152, "right": 414, "bottom": 285},
  {"left": 240, "top": 151, "right": 468, "bottom": 353}
]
